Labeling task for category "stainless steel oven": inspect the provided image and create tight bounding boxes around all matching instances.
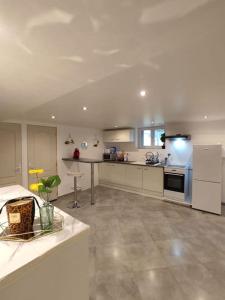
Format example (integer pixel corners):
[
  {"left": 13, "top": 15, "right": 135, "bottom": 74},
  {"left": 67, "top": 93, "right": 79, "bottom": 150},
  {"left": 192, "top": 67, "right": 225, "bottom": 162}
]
[
  {"left": 164, "top": 166, "right": 189, "bottom": 202},
  {"left": 164, "top": 172, "right": 185, "bottom": 193}
]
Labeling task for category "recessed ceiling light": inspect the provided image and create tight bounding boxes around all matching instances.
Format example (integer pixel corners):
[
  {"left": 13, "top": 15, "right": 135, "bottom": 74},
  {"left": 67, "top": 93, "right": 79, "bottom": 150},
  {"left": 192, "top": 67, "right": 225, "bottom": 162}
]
[
  {"left": 139, "top": 90, "right": 147, "bottom": 97},
  {"left": 204, "top": 115, "right": 208, "bottom": 120},
  {"left": 151, "top": 121, "right": 155, "bottom": 124},
  {"left": 114, "top": 125, "right": 118, "bottom": 128},
  {"left": 51, "top": 115, "right": 56, "bottom": 119},
  {"left": 83, "top": 106, "right": 88, "bottom": 111}
]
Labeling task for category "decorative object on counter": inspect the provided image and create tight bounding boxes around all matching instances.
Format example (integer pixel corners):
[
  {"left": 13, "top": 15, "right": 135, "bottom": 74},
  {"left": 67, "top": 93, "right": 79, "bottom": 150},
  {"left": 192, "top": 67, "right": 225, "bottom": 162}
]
[
  {"left": 65, "top": 134, "right": 74, "bottom": 145},
  {"left": 93, "top": 140, "right": 100, "bottom": 147},
  {"left": 73, "top": 147, "right": 80, "bottom": 159},
  {"left": 160, "top": 133, "right": 166, "bottom": 149},
  {"left": 0, "top": 211, "right": 64, "bottom": 242},
  {"left": 0, "top": 196, "right": 40, "bottom": 239},
  {"left": 39, "top": 202, "right": 54, "bottom": 230},
  {"left": 81, "top": 141, "right": 88, "bottom": 149},
  {"left": 164, "top": 153, "right": 171, "bottom": 166},
  {"left": 117, "top": 151, "right": 125, "bottom": 161},
  {"left": 124, "top": 153, "right": 129, "bottom": 162},
  {"left": 29, "top": 169, "right": 61, "bottom": 231}
]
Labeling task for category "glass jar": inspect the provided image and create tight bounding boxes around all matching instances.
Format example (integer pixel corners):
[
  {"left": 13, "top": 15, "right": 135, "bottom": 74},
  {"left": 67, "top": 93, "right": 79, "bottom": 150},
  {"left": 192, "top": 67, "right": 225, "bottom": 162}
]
[{"left": 40, "top": 202, "right": 54, "bottom": 231}]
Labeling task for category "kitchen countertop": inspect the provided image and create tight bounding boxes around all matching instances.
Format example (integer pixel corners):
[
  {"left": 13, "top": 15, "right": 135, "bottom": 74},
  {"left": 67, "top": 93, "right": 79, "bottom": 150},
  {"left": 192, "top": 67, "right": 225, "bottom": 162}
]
[
  {"left": 62, "top": 158, "right": 103, "bottom": 163},
  {"left": 0, "top": 185, "right": 89, "bottom": 282},
  {"left": 62, "top": 157, "right": 165, "bottom": 167},
  {"left": 103, "top": 160, "right": 165, "bottom": 168}
]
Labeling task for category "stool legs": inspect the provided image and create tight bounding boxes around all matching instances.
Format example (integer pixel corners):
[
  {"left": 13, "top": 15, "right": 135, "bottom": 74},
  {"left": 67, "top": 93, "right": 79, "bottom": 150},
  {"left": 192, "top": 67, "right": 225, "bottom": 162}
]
[
  {"left": 73, "top": 176, "right": 80, "bottom": 208},
  {"left": 91, "top": 163, "right": 95, "bottom": 205}
]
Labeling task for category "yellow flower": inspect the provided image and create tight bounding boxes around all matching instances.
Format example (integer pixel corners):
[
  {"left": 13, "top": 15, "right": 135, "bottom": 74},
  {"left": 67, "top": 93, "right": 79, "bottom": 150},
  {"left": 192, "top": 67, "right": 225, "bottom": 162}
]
[
  {"left": 28, "top": 169, "right": 44, "bottom": 175},
  {"left": 29, "top": 183, "right": 43, "bottom": 192}
]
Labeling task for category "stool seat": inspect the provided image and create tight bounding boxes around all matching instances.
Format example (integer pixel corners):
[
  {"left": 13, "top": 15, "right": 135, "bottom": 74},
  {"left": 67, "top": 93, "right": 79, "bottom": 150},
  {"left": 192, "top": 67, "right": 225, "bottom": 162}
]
[{"left": 67, "top": 171, "right": 83, "bottom": 178}]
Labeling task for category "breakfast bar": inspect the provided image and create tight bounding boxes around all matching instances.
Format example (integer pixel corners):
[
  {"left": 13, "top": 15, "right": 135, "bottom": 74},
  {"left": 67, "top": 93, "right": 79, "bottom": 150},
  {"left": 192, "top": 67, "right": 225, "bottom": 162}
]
[{"left": 62, "top": 158, "right": 103, "bottom": 205}]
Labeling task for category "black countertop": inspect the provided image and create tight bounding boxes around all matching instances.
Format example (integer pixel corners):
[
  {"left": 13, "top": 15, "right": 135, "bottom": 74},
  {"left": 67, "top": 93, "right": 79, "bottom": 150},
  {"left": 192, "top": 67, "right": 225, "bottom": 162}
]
[
  {"left": 62, "top": 158, "right": 164, "bottom": 167},
  {"left": 62, "top": 158, "right": 103, "bottom": 163},
  {"left": 103, "top": 160, "right": 164, "bottom": 168}
]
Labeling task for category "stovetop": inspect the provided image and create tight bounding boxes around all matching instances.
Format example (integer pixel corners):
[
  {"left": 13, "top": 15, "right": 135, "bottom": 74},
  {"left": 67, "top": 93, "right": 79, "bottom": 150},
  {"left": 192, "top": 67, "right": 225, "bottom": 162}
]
[{"left": 166, "top": 164, "right": 186, "bottom": 169}]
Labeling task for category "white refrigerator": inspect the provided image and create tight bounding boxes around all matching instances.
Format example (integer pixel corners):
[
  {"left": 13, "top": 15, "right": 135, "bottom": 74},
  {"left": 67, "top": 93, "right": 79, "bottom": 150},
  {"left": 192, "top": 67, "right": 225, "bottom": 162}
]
[{"left": 192, "top": 145, "right": 222, "bottom": 215}]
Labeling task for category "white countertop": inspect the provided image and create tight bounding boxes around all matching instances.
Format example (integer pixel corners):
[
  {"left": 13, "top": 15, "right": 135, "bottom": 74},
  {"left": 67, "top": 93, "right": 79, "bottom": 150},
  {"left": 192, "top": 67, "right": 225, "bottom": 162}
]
[{"left": 0, "top": 185, "right": 89, "bottom": 283}]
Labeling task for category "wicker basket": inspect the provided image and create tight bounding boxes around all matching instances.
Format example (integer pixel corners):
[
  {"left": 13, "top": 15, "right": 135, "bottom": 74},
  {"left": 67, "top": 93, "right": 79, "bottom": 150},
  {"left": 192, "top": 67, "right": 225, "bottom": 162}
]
[{"left": 6, "top": 199, "right": 34, "bottom": 235}]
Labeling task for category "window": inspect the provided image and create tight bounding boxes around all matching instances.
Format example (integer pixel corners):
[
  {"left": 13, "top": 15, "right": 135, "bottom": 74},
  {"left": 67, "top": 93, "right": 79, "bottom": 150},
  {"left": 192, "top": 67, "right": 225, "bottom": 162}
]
[
  {"left": 143, "top": 129, "right": 151, "bottom": 147},
  {"left": 139, "top": 127, "right": 165, "bottom": 148}
]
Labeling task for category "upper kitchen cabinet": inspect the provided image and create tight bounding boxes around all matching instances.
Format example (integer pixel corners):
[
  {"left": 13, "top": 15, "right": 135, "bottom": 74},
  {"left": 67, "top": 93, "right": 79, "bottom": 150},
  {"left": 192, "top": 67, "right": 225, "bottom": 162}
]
[{"left": 103, "top": 129, "right": 135, "bottom": 143}]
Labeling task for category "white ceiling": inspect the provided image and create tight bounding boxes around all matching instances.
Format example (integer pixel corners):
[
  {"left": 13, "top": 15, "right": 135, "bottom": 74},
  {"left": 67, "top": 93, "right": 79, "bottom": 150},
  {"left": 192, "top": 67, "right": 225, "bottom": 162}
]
[{"left": 0, "top": 0, "right": 225, "bottom": 128}]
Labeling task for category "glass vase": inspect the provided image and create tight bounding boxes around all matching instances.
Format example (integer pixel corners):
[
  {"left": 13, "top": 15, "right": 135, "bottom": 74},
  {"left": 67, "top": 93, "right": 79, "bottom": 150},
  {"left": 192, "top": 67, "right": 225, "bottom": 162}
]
[{"left": 40, "top": 202, "right": 54, "bottom": 231}]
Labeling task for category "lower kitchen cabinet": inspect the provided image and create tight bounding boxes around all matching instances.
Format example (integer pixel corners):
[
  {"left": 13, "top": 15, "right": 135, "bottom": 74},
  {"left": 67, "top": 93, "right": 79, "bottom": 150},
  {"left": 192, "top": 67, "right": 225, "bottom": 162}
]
[
  {"left": 142, "top": 167, "right": 164, "bottom": 197},
  {"left": 99, "top": 163, "right": 125, "bottom": 186},
  {"left": 99, "top": 163, "right": 164, "bottom": 198},
  {"left": 124, "top": 165, "right": 143, "bottom": 191},
  {"left": 110, "top": 163, "right": 126, "bottom": 186}
]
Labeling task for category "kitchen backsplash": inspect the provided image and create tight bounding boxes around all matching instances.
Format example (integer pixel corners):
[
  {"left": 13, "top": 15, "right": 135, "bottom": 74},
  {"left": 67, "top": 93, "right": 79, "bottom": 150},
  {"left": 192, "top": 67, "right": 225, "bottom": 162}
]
[{"left": 104, "top": 140, "right": 192, "bottom": 166}]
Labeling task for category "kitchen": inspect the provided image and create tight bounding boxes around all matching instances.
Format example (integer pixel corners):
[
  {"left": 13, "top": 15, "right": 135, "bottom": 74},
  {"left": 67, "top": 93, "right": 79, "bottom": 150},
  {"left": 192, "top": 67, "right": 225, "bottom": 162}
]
[
  {"left": 99, "top": 125, "right": 224, "bottom": 214},
  {"left": 1, "top": 1, "right": 225, "bottom": 300}
]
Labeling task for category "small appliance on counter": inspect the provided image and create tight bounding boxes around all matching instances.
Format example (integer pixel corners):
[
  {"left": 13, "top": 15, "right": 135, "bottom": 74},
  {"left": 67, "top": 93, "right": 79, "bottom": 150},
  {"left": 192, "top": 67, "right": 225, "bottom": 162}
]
[
  {"left": 164, "top": 165, "right": 190, "bottom": 204},
  {"left": 73, "top": 148, "right": 80, "bottom": 159},
  {"left": 145, "top": 152, "right": 159, "bottom": 165},
  {"left": 103, "top": 147, "right": 117, "bottom": 161},
  {"left": 103, "top": 153, "right": 111, "bottom": 160}
]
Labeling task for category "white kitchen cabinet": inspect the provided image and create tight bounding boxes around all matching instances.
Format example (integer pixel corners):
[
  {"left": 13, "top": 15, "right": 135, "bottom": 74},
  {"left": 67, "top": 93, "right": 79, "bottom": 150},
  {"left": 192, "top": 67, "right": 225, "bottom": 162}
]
[
  {"left": 99, "top": 163, "right": 164, "bottom": 198},
  {"left": 124, "top": 165, "right": 143, "bottom": 191},
  {"left": 99, "top": 163, "right": 125, "bottom": 186},
  {"left": 99, "top": 163, "right": 113, "bottom": 183},
  {"left": 142, "top": 167, "right": 164, "bottom": 196},
  {"left": 110, "top": 164, "right": 126, "bottom": 185},
  {"left": 103, "top": 129, "right": 135, "bottom": 143}
]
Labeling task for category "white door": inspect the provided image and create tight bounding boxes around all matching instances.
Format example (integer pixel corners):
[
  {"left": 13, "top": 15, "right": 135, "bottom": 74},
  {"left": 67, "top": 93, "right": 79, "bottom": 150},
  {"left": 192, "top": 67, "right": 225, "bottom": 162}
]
[
  {"left": 0, "top": 123, "right": 22, "bottom": 187},
  {"left": 27, "top": 125, "right": 57, "bottom": 200},
  {"left": 193, "top": 145, "right": 222, "bottom": 182},
  {"left": 124, "top": 165, "right": 143, "bottom": 190},
  {"left": 192, "top": 180, "right": 221, "bottom": 215}
]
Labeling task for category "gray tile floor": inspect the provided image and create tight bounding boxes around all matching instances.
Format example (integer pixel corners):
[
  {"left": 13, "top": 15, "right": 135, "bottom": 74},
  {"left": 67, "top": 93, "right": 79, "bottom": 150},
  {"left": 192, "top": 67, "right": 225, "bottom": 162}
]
[{"left": 55, "top": 186, "right": 225, "bottom": 300}]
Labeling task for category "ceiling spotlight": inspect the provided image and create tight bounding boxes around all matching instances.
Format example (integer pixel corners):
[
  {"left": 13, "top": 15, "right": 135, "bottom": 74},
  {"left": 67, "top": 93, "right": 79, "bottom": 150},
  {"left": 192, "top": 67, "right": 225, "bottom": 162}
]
[
  {"left": 51, "top": 115, "right": 56, "bottom": 119},
  {"left": 114, "top": 125, "right": 118, "bottom": 128},
  {"left": 83, "top": 106, "right": 88, "bottom": 111},
  {"left": 140, "top": 90, "right": 147, "bottom": 97},
  {"left": 204, "top": 115, "right": 208, "bottom": 120}
]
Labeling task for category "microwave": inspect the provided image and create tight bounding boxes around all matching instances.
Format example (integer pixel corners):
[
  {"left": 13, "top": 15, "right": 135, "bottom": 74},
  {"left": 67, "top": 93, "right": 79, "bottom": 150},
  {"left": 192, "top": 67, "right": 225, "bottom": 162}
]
[{"left": 103, "top": 153, "right": 117, "bottom": 161}]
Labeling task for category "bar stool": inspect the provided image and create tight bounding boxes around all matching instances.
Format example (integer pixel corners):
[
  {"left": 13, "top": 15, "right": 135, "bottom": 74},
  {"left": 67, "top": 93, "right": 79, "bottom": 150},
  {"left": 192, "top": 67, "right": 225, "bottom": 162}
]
[{"left": 67, "top": 171, "right": 83, "bottom": 208}]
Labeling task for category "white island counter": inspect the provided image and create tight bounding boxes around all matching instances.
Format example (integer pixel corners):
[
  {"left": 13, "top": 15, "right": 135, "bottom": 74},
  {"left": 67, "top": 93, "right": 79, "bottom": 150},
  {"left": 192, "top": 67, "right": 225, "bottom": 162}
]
[{"left": 0, "top": 185, "right": 90, "bottom": 300}]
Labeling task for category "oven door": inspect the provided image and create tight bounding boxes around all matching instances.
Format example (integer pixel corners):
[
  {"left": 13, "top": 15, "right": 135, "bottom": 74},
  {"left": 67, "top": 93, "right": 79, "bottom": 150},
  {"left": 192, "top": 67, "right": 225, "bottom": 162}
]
[{"left": 164, "top": 172, "right": 185, "bottom": 193}]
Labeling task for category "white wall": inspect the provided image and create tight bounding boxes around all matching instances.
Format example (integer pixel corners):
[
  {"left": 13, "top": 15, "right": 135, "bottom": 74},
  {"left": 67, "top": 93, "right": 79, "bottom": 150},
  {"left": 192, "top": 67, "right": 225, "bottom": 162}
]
[
  {"left": 57, "top": 125, "right": 103, "bottom": 196},
  {"left": 104, "top": 140, "right": 167, "bottom": 163}
]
